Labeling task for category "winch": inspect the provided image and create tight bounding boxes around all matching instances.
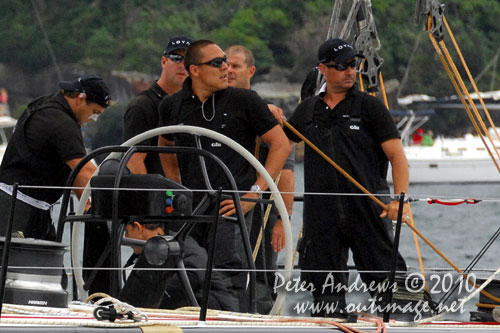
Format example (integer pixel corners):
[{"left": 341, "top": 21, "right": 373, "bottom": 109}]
[{"left": 0, "top": 237, "right": 68, "bottom": 307}]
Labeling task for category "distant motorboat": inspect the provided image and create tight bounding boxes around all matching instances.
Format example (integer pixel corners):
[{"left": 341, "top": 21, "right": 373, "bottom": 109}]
[
  {"left": 388, "top": 131, "right": 500, "bottom": 183},
  {"left": 0, "top": 115, "right": 16, "bottom": 164}
]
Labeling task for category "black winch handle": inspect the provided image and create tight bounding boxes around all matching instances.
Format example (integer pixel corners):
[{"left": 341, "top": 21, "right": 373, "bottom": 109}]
[{"left": 94, "top": 305, "right": 133, "bottom": 322}]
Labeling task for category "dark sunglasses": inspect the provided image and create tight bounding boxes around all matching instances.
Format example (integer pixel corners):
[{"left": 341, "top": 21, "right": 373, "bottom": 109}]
[
  {"left": 194, "top": 56, "right": 228, "bottom": 68},
  {"left": 323, "top": 59, "right": 357, "bottom": 71},
  {"left": 166, "top": 53, "right": 184, "bottom": 64}
]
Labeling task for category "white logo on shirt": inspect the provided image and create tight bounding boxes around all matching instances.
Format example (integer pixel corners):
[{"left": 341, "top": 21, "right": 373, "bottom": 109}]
[
  {"left": 349, "top": 125, "right": 360, "bottom": 130},
  {"left": 211, "top": 142, "right": 222, "bottom": 147}
]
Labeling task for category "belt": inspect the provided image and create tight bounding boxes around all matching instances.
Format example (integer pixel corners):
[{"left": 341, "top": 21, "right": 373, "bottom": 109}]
[{"left": 0, "top": 182, "right": 52, "bottom": 210}]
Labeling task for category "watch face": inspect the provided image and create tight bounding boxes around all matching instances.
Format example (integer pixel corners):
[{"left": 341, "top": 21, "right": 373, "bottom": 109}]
[{"left": 251, "top": 185, "right": 261, "bottom": 193}]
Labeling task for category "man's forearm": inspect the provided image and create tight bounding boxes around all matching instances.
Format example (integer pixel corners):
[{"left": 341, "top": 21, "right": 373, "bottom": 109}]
[
  {"left": 256, "top": 126, "right": 292, "bottom": 191},
  {"left": 278, "top": 169, "right": 294, "bottom": 215},
  {"left": 158, "top": 136, "right": 181, "bottom": 183},
  {"left": 127, "top": 153, "right": 148, "bottom": 174},
  {"left": 72, "top": 161, "right": 97, "bottom": 199},
  {"left": 256, "top": 144, "right": 290, "bottom": 191},
  {"left": 391, "top": 154, "right": 409, "bottom": 197}
]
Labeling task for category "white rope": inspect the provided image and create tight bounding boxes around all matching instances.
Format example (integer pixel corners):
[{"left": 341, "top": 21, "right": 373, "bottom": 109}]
[
  {"left": 93, "top": 296, "right": 148, "bottom": 322},
  {"left": 411, "top": 265, "right": 500, "bottom": 324}
]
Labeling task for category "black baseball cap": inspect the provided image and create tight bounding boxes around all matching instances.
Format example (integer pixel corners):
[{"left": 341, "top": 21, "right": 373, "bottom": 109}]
[
  {"left": 59, "top": 74, "right": 112, "bottom": 108},
  {"left": 163, "top": 36, "right": 193, "bottom": 55},
  {"left": 318, "top": 38, "right": 364, "bottom": 64}
]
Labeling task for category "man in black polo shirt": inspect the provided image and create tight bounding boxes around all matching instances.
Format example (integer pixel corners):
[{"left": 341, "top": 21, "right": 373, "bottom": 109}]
[
  {"left": 158, "top": 40, "right": 291, "bottom": 311},
  {"left": 284, "top": 38, "right": 409, "bottom": 317},
  {"left": 123, "top": 36, "right": 193, "bottom": 174},
  {"left": 225, "top": 44, "right": 294, "bottom": 313},
  {"left": 0, "top": 75, "right": 111, "bottom": 240}
]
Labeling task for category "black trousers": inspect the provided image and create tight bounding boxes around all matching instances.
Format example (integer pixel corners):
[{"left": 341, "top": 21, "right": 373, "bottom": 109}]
[
  {"left": 299, "top": 208, "right": 407, "bottom": 307},
  {"left": 190, "top": 204, "right": 254, "bottom": 312},
  {"left": 0, "top": 191, "right": 55, "bottom": 240},
  {"left": 249, "top": 203, "right": 278, "bottom": 314}
]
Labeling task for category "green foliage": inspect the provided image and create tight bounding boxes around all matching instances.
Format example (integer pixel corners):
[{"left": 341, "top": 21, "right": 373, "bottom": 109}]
[{"left": 0, "top": 0, "right": 498, "bottom": 94}]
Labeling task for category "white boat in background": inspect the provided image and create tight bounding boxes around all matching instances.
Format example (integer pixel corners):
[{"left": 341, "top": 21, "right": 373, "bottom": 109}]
[
  {"left": 0, "top": 115, "right": 16, "bottom": 163},
  {"left": 388, "top": 130, "right": 500, "bottom": 184},
  {"left": 389, "top": 93, "right": 500, "bottom": 183},
  {"left": 402, "top": 133, "right": 500, "bottom": 183}
]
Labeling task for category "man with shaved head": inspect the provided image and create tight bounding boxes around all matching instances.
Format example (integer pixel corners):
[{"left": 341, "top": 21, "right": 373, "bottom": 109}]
[{"left": 158, "top": 40, "right": 291, "bottom": 312}]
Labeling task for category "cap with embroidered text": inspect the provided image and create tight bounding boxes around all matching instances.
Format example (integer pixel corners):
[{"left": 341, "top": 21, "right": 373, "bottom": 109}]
[
  {"left": 163, "top": 36, "right": 194, "bottom": 55},
  {"left": 318, "top": 38, "right": 364, "bottom": 64}
]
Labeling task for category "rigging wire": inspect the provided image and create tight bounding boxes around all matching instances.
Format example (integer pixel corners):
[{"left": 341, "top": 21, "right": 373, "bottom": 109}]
[
  {"left": 442, "top": 16, "right": 500, "bottom": 147},
  {"left": 427, "top": 32, "right": 500, "bottom": 174},
  {"left": 31, "top": 0, "right": 62, "bottom": 81},
  {"left": 426, "top": 14, "right": 500, "bottom": 174}
]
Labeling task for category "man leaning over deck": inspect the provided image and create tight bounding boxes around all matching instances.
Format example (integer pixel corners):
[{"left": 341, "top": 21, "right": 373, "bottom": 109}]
[
  {"left": 157, "top": 40, "right": 291, "bottom": 312},
  {"left": 0, "top": 75, "right": 112, "bottom": 240}
]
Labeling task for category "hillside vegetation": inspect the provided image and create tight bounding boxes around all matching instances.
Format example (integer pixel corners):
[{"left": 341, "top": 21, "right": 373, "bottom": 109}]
[{"left": 1, "top": 0, "right": 498, "bottom": 96}]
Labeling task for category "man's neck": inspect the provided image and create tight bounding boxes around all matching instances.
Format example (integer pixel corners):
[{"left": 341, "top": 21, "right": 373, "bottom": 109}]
[
  {"left": 192, "top": 81, "right": 219, "bottom": 102},
  {"left": 323, "top": 89, "right": 348, "bottom": 109},
  {"left": 157, "top": 77, "right": 181, "bottom": 95}
]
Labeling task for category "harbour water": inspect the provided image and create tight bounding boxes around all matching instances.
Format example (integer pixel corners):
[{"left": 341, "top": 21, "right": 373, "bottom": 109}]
[{"left": 278, "top": 162, "right": 500, "bottom": 319}]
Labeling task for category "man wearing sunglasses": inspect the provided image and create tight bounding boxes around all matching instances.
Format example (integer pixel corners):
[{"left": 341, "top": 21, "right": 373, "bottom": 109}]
[
  {"left": 284, "top": 38, "right": 409, "bottom": 318},
  {"left": 158, "top": 40, "right": 291, "bottom": 312},
  {"left": 123, "top": 36, "right": 193, "bottom": 175}
]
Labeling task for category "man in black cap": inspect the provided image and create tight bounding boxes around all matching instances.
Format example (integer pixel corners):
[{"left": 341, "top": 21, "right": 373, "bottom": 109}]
[
  {"left": 284, "top": 38, "right": 409, "bottom": 317},
  {"left": 123, "top": 35, "right": 193, "bottom": 174},
  {"left": 0, "top": 74, "right": 111, "bottom": 240}
]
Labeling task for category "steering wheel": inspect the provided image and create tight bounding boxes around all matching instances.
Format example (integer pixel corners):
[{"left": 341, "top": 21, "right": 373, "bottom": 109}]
[{"left": 70, "top": 125, "right": 293, "bottom": 315}]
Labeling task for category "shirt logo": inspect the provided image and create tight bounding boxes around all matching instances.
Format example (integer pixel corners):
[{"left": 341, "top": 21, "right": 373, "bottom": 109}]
[
  {"left": 211, "top": 142, "right": 222, "bottom": 147},
  {"left": 349, "top": 125, "right": 360, "bottom": 130}
]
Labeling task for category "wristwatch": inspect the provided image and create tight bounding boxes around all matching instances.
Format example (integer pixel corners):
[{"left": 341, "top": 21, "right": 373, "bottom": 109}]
[
  {"left": 250, "top": 184, "right": 262, "bottom": 196},
  {"left": 393, "top": 195, "right": 409, "bottom": 203}
]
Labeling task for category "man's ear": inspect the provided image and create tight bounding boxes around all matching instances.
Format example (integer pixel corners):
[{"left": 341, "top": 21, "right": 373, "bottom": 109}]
[
  {"left": 318, "top": 63, "right": 327, "bottom": 76},
  {"left": 248, "top": 65, "right": 256, "bottom": 80},
  {"left": 189, "top": 65, "right": 199, "bottom": 78},
  {"left": 132, "top": 221, "right": 143, "bottom": 233},
  {"left": 75, "top": 92, "right": 86, "bottom": 106},
  {"left": 161, "top": 56, "right": 168, "bottom": 68}
]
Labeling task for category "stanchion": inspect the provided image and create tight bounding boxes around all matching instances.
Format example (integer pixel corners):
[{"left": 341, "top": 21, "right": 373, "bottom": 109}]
[
  {"left": 0, "top": 183, "right": 18, "bottom": 318},
  {"left": 199, "top": 187, "right": 223, "bottom": 322},
  {"left": 383, "top": 192, "right": 405, "bottom": 322}
]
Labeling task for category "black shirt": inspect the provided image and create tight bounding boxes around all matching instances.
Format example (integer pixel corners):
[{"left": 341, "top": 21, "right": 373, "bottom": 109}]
[
  {"left": 284, "top": 87, "right": 399, "bottom": 228},
  {"left": 285, "top": 87, "right": 398, "bottom": 192},
  {"left": 158, "top": 78, "right": 278, "bottom": 196},
  {"left": 123, "top": 81, "right": 167, "bottom": 175},
  {"left": 0, "top": 92, "right": 86, "bottom": 204}
]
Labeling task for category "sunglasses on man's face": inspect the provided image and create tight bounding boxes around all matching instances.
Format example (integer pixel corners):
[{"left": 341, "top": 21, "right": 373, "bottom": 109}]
[
  {"left": 323, "top": 59, "right": 357, "bottom": 71},
  {"left": 166, "top": 53, "right": 184, "bottom": 64},
  {"left": 194, "top": 56, "right": 228, "bottom": 68}
]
